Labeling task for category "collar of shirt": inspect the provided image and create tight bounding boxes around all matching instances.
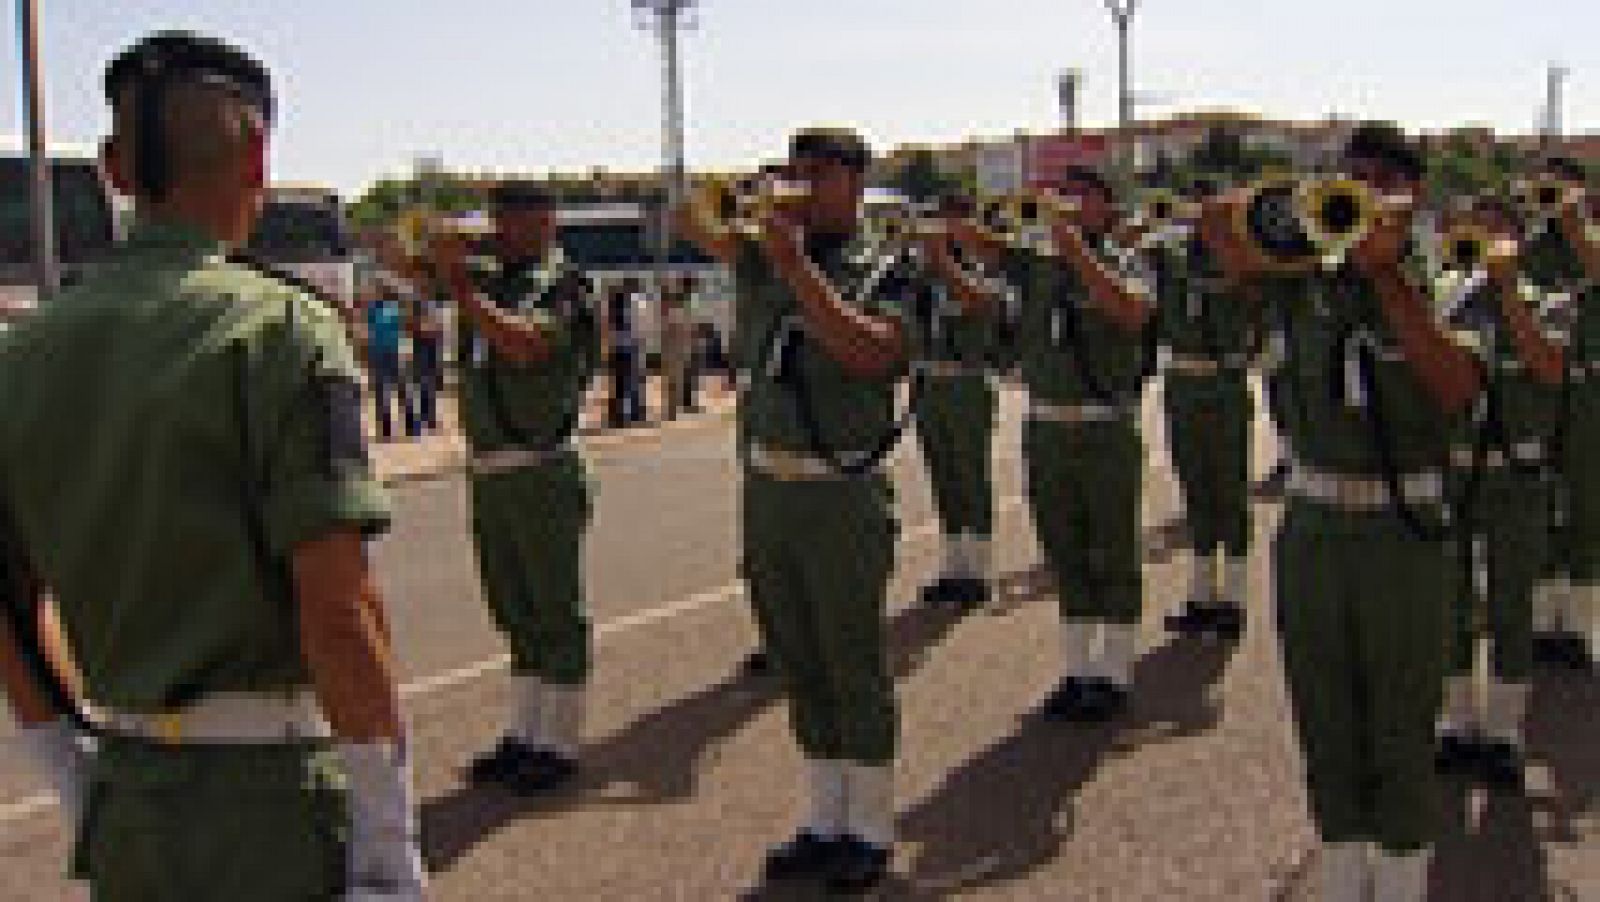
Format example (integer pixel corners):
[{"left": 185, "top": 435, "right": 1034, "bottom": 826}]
[{"left": 125, "top": 217, "right": 225, "bottom": 255}]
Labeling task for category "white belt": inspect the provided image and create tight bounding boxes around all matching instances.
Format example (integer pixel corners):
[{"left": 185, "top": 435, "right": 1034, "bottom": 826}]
[
  {"left": 1027, "top": 400, "right": 1127, "bottom": 425},
  {"left": 1288, "top": 465, "right": 1443, "bottom": 509},
  {"left": 470, "top": 440, "right": 574, "bottom": 476},
  {"left": 1166, "top": 354, "right": 1223, "bottom": 376},
  {"left": 918, "top": 361, "right": 981, "bottom": 379},
  {"left": 747, "top": 443, "right": 849, "bottom": 481},
  {"left": 90, "top": 690, "right": 330, "bottom": 745},
  {"left": 1449, "top": 440, "right": 1544, "bottom": 470}
]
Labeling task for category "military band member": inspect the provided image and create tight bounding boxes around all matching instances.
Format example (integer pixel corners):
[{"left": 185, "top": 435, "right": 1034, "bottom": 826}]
[
  {"left": 1205, "top": 123, "right": 1481, "bottom": 902},
  {"left": 948, "top": 168, "right": 1156, "bottom": 723},
  {"left": 0, "top": 32, "right": 422, "bottom": 899},
  {"left": 1148, "top": 179, "right": 1261, "bottom": 637},
  {"left": 1432, "top": 213, "right": 1567, "bottom": 789},
  {"left": 389, "top": 181, "right": 601, "bottom": 795},
  {"left": 911, "top": 198, "right": 1003, "bottom": 610},
  {"left": 1523, "top": 157, "right": 1600, "bottom": 671},
  {"left": 681, "top": 128, "right": 919, "bottom": 892}
]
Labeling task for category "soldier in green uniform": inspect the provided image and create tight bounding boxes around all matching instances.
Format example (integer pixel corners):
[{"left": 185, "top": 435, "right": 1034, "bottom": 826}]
[
  {"left": 680, "top": 128, "right": 918, "bottom": 893},
  {"left": 910, "top": 197, "right": 1002, "bottom": 610},
  {"left": 1521, "top": 157, "right": 1600, "bottom": 671},
  {"left": 1431, "top": 220, "right": 1568, "bottom": 789},
  {"left": 0, "top": 32, "right": 422, "bottom": 899},
  {"left": 1148, "top": 179, "right": 1260, "bottom": 637},
  {"left": 1204, "top": 124, "right": 1483, "bottom": 902},
  {"left": 948, "top": 168, "right": 1156, "bottom": 723},
  {"left": 388, "top": 181, "right": 600, "bottom": 795}
]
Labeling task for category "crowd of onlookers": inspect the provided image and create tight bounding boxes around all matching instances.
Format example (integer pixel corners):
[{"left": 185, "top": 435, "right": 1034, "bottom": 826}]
[{"left": 349, "top": 273, "right": 734, "bottom": 442}]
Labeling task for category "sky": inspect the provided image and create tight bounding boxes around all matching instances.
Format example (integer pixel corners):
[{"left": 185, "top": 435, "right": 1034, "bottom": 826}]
[{"left": 1, "top": 1, "right": 1595, "bottom": 196}]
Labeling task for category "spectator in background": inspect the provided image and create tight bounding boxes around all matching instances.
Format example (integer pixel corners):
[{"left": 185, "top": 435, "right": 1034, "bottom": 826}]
[
  {"left": 407, "top": 281, "right": 446, "bottom": 433},
  {"left": 365, "top": 287, "right": 420, "bottom": 440},
  {"left": 607, "top": 279, "right": 646, "bottom": 427}
]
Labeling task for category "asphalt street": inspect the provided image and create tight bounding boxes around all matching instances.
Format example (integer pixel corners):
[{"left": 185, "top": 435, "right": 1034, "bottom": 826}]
[{"left": 0, "top": 385, "right": 1594, "bottom": 900}]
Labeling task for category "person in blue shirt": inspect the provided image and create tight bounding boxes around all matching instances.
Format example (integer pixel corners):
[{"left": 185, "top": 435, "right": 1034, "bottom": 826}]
[{"left": 364, "top": 289, "right": 420, "bottom": 440}]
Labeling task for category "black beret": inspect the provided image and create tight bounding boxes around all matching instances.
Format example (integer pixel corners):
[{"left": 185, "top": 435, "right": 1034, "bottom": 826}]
[
  {"left": 1343, "top": 121, "right": 1424, "bottom": 181},
  {"left": 1059, "top": 166, "right": 1117, "bottom": 203},
  {"left": 105, "top": 30, "right": 274, "bottom": 126},
  {"left": 490, "top": 180, "right": 556, "bottom": 211},
  {"left": 1540, "top": 156, "right": 1590, "bottom": 185},
  {"left": 789, "top": 127, "right": 872, "bottom": 171}
]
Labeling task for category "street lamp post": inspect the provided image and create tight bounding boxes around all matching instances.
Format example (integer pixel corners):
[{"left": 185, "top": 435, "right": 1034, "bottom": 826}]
[
  {"left": 1101, "top": 0, "right": 1140, "bottom": 177},
  {"left": 632, "top": 0, "right": 697, "bottom": 356},
  {"left": 18, "top": 0, "right": 60, "bottom": 299}
]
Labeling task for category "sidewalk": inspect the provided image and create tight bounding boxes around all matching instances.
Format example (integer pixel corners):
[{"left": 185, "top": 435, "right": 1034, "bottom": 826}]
[{"left": 367, "top": 374, "right": 737, "bottom": 484}]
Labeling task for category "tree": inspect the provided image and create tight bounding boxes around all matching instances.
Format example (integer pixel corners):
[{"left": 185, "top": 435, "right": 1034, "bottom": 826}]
[{"left": 888, "top": 149, "right": 959, "bottom": 202}]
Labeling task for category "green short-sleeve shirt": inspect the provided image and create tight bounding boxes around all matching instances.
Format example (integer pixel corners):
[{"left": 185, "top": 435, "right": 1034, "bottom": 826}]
[
  {"left": 731, "top": 231, "right": 917, "bottom": 468},
  {"left": 1149, "top": 238, "right": 1261, "bottom": 368},
  {"left": 459, "top": 247, "right": 600, "bottom": 454},
  {"left": 998, "top": 238, "right": 1152, "bottom": 407},
  {"left": 0, "top": 220, "right": 389, "bottom": 711}
]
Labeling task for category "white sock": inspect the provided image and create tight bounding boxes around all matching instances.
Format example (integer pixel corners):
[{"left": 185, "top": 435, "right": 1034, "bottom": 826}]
[
  {"left": 940, "top": 534, "right": 963, "bottom": 580},
  {"left": 1370, "top": 846, "right": 1431, "bottom": 902},
  {"left": 1061, "top": 619, "right": 1096, "bottom": 679},
  {"left": 843, "top": 764, "right": 894, "bottom": 848},
  {"left": 1578, "top": 582, "right": 1600, "bottom": 659},
  {"left": 803, "top": 760, "right": 847, "bottom": 839},
  {"left": 1483, "top": 679, "right": 1529, "bottom": 747},
  {"left": 1222, "top": 555, "right": 1248, "bottom": 606},
  {"left": 1317, "top": 842, "right": 1368, "bottom": 902},
  {"left": 541, "top": 683, "right": 585, "bottom": 759},
  {"left": 1437, "top": 674, "right": 1478, "bottom": 736},
  {"left": 968, "top": 535, "right": 992, "bottom": 583},
  {"left": 1187, "top": 551, "right": 1217, "bottom": 605},
  {"left": 1096, "top": 623, "right": 1138, "bottom": 688},
  {"left": 510, "top": 675, "right": 545, "bottom": 747},
  {"left": 1543, "top": 576, "right": 1574, "bottom": 631}
]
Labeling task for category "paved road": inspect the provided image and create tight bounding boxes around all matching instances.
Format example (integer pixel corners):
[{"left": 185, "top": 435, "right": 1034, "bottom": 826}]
[{"left": 0, "top": 386, "right": 1595, "bottom": 901}]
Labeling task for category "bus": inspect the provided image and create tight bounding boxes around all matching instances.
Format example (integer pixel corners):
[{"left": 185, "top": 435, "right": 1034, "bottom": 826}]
[
  {"left": 0, "top": 139, "right": 123, "bottom": 321},
  {"left": 245, "top": 183, "right": 357, "bottom": 317}
]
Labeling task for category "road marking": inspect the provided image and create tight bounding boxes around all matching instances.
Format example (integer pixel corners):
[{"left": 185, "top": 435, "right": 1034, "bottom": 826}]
[{"left": 0, "top": 497, "right": 1025, "bottom": 827}]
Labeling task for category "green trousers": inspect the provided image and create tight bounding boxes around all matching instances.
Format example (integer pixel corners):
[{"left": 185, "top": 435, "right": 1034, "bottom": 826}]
[
  {"left": 1163, "top": 372, "right": 1253, "bottom": 555},
  {"left": 1275, "top": 500, "right": 1449, "bottom": 852},
  {"left": 742, "top": 473, "right": 898, "bottom": 765},
  {"left": 74, "top": 735, "right": 345, "bottom": 901},
  {"left": 1448, "top": 468, "right": 1550, "bottom": 681},
  {"left": 914, "top": 373, "right": 997, "bottom": 538},
  {"left": 1556, "top": 379, "right": 1599, "bottom": 582},
  {"left": 1025, "top": 417, "right": 1145, "bottom": 624},
  {"left": 470, "top": 453, "right": 594, "bottom": 685}
]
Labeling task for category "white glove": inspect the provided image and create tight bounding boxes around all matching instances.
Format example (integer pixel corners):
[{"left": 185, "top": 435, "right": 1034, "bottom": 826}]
[
  {"left": 338, "top": 741, "right": 425, "bottom": 901},
  {"left": 17, "top": 717, "right": 92, "bottom": 829}
]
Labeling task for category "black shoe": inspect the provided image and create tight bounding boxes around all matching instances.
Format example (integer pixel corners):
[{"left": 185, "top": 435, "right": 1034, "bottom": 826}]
[
  {"left": 1477, "top": 740, "right": 1526, "bottom": 791},
  {"left": 945, "top": 577, "right": 992, "bottom": 609},
  {"left": 1208, "top": 602, "right": 1246, "bottom": 637},
  {"left": 1533, "top": 631, "right": 1574, "bottom": 667},
  {"left": 1552, "top": 633, "right": 1595, "bottom": 671},
  {"left": 1042, "top": 677, "right": 1127, "bottom": 723},
  {"left": 465, "top": 738, "right": 576, "bottom": 795},
  {"left": 1434, "top": 732, "right": 1484, "bottom": 776},
  {"left": 919, "top": 577, "right": 965, "bottom": 607},
  {"left": 741, "top": 650, "right": 773, "bottom": 677},
  {"left": 1164, "top": 602, "right": 1217, "bottom": 635},
  {"left": 762, "top": 831, "right": 844, "bottom": 883},
  {"left": 824, "top": 836, "right": 891, "bottom": 894}
]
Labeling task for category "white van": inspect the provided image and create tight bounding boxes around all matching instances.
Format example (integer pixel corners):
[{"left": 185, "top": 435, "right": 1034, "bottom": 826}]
[{"left": 245, "top": 183, "right": 356, "bottom": 317}]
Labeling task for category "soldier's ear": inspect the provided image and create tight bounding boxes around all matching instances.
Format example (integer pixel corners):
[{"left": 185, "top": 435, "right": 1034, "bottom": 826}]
[
  {"left": 102, "top": 136, "right": 134, "bottom": 198},
  {"left": 243, "top": 127, "right": 268, "bottom": 191}
]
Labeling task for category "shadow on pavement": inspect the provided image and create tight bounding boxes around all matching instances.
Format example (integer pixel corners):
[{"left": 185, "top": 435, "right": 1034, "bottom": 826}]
[
  {"left": 885, "top": 634, "right": 1236, "bottom": 899},
  {"left": 421, "top": 599, "right": 971, "bottom": 873}
]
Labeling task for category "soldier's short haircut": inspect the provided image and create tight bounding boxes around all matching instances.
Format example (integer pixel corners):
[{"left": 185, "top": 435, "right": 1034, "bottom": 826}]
[
  {"left": 789, "top": 128, "right": 872, "bottom": 172},
  {"left": 1541, "top": 156, "right": 1590, "bottom": 185},
  {"left": 111, "top": 79, "right": 264, "bottom": 186},
  {"left": 1344, "top": 121, "right": 1425, "bottom": 182}
]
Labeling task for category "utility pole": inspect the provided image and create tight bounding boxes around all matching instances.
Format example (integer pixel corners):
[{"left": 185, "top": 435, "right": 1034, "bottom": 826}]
[
  {"left": 18, "top": 0, "right": 60, "bottom": 299},
  {"left": 1541, "top": 63, "right": 1569, "bottom": 152},
  {"left": 1102, "top": 0, "right": 1141, "bottom": 177},
  {"left": 632, "top": 0, "right": 697, "bottom": 342}
]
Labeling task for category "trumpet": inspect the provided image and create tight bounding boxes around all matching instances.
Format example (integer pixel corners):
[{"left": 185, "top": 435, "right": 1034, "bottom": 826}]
[
  {"left": 1440, "top": 224, "right": 1494, "bottom": 273},
  {"left": 693, "top": 176, "right": 811, "bottom": 235},
  {"left": 1233, "top": 176, "right": 1383, "bottom": 273},
  {"left": 1511, "top": 175, "right": 1576, "bottom": 222}
]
